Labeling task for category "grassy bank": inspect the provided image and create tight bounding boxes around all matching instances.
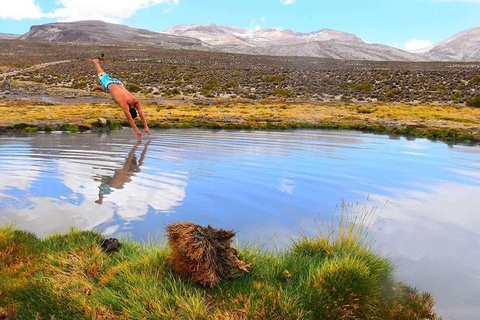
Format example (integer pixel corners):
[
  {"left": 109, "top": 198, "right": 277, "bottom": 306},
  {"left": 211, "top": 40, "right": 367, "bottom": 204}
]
[
  {"left": 0, "top": 215, "right": 441, "bottom": 319},
  {"left": 1, "top": 101, "right": 480, "bottom": 144}
]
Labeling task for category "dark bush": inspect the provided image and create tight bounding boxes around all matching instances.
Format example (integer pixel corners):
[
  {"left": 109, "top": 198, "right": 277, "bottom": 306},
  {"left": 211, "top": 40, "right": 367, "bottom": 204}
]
[
  {"left": 126, "top": 84, "right": 142, "bottom": 93},
  {"left": 466, "top": 96, "right": 480, "bottom": 108}
]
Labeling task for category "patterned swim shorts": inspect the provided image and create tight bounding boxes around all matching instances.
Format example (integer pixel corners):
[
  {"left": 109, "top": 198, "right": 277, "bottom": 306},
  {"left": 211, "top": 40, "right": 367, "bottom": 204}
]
[{"left": 98, "top": 72, "right": 123, "bottom": 93}]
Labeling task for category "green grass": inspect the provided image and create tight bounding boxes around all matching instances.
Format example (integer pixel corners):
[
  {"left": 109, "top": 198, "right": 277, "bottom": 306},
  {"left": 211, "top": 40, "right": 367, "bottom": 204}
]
[
  {"left": 0, "top": 203, "right": 442, "bottom": 319},
  {"left": 59, "top": 123, "right": 79, "bottom": 133},
  {"left": 12, "top": 123, "right": 38, "bottom": 132}
]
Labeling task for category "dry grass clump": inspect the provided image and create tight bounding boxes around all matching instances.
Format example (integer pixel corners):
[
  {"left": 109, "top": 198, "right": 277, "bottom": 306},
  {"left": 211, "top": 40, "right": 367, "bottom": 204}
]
[{"left": 167, "top": 222, "right": 250, "bottom": 287}]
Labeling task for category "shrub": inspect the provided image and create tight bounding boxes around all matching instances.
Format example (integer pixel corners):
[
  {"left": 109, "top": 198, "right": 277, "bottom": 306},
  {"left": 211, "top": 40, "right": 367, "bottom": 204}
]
[
  {"left": 41, "top": 125, "right": 54, "bottom": 132},
  {"left": 202, "top": 80, "right": 218, "bottom": 91},
  {"left": 32, "top": 77, "right": 45, "bottom": 83},
  {"left": 202, "top": 90, "right": 215, "bottom": 98},
  {"left": 469, "top": 76, "right": 480, "bottom": 85},
  {"left": 386, "top": 88, "right": 403, "bottom": 97},
  {"left": 60, "top": 124, "right": 78, "bottom": 133},
  {"left": 466, "top": 96, "right": 480, "bottom": 108},
  {"left": 126, "top": 84, "right": 142, "bottom": 93},
  {"left": 13, "top": 123, "right": 37, "bottom": 130},
  {"left": 71, "top": 81, "right": 87, "bottom": 90},
  {"left": 106, "top": 120, "right": 122, "bottom": 130},
  {"left": 270, "top": 88, "right": 293, "bottom": 97},
  {"left": 350, "top": 83, "right": 373, "bottom": 92},
  {"left": 221, "top": 80, "right": 238, "bottom": 91},
  {"left": 431, "top": 84, "right": 446, "bottom": 91}
]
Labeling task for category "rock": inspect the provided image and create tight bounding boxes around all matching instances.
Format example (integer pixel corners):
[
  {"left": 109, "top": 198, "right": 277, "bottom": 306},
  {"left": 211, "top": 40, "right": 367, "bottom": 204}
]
[
  {"left": 98, "top": 118, "right": 107, "bottom": 126},
  {"left": 64, "top": 95, "right": 77, "bottom": 99},
  {"left": 1, "top": 82, "right": 10, "bottom": 91},
  {"left": 167, "top": 222, "right": 251, "bottom": 287},
  {"left": 101, "top": 238, "right": 121, "bottom": 253}
]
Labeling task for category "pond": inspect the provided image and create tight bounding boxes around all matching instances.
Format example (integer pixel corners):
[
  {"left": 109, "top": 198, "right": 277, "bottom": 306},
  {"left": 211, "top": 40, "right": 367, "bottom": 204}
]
[{"left": 0, "top": 129, "right": 479, "bottom": 319}]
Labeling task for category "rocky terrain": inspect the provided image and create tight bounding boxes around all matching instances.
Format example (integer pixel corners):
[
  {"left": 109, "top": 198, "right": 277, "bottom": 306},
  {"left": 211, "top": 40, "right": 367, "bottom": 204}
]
[{"left": 1, "top": 41, "right": 479, "bottom": 105}]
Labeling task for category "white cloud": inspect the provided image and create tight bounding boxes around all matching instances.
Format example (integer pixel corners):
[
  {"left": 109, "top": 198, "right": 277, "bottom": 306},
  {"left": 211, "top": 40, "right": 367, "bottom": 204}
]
[
  {"left": 52, "top": 0, "right": 180, "bottom": 23},
  {"left": 0, "top": 0, "right": 46, "bottom": 20},
  {"left": 249, "top": 17, "right": 267, "bottom": 31},
  {"left": 0, "top": 0, "right": 179, "bottom": 22},
  {"left": 280, "top": 0, "right": 296, "bottom": 4},
  {"left": 403, "top": 39, "right": 433, "bottom": 52}
]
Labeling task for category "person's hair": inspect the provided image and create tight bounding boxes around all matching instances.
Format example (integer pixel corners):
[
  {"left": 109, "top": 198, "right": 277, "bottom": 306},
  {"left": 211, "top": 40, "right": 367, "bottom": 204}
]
[{"left": 130, "top": 107, "right": 138, "bottom": 119}]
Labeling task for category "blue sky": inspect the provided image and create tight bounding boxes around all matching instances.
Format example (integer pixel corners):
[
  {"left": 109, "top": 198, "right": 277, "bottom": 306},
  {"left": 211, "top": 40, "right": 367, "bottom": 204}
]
[{"left": 1, "top": 0, "right": 480, "bottom": 51}]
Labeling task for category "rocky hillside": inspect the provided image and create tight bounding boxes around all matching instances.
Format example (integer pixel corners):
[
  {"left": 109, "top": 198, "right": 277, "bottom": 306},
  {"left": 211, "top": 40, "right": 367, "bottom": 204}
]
[
  {"left": 10, "top": 20, "right": 480, "bottom": 62},
  {"left": 163, "top": 24, "right": 423, "bottom": 61},
  {"left": 19, "top": 20, "right": 209, "bottom": 50},
  {"left": 164, "top": 24, "right": 364, "bottom": 47},
  {"left": 425, "top": 27, "right": 480, "bottom": 61}
]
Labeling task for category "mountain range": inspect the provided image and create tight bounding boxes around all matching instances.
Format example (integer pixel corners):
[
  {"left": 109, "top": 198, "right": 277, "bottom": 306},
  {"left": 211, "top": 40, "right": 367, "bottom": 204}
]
[
  {"left": 10, "top": 20, "right": 480, "bottom": 62},
  {"left": 0, "top": 33, "right": 20, "bottom": 40}
]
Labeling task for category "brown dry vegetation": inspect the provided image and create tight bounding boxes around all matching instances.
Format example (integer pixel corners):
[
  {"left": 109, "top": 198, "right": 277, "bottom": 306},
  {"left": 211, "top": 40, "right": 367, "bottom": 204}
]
[
  {"left": 1, "top": 101, "right": 480, "bottom": 143},
  {"left": 167, "top": 222, "right": 250, "bottom": 288}
]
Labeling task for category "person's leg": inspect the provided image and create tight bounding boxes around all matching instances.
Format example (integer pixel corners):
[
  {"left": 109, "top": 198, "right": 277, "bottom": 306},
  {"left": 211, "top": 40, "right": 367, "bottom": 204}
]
[{"left": 91, "top": 59, "right": 104, "bottom": 76}]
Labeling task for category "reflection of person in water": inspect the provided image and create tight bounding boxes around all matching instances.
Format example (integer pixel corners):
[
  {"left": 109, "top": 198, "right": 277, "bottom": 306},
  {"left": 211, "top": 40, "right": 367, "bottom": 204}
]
[{"left": 95, "top": 141, "right": 150, "bottom": 205}]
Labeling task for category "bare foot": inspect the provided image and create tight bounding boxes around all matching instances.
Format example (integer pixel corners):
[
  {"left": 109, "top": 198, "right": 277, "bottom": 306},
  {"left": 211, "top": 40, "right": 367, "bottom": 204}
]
[{"left": 91, "top": 84, "right": 104, "bottom": 92}]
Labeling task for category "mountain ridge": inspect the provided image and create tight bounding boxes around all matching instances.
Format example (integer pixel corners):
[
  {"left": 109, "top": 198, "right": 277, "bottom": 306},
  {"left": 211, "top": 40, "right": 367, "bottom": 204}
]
[
  {"left": 19, "top": 20, "right": 209, "bottom": 50},
  {"left": 8, "top": 20, "right": 480, "bottom": 62}
]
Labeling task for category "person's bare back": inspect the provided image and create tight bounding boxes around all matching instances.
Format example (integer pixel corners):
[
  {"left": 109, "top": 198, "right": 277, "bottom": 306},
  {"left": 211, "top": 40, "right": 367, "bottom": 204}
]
[{"left": 91, "top": 59, "right": 150, "bottom": 139}]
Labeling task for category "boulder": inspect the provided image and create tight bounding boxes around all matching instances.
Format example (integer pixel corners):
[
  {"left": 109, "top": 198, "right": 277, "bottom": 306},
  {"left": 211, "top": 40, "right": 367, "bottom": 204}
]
[
  {"left": 101, "top": 238, "right": 121, "bottom": 253},
  {"left": 1, "top": 82, "right": 10, "bottom": 91},
  {"left": 167, "top": 222, "right": 251, "bottom": 287},
  {"left": 98, "top": 118, "right": 107, "bottom": 126}
]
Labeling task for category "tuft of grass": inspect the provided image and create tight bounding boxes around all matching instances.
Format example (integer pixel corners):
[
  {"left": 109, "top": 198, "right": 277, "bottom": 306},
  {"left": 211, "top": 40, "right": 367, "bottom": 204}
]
[
  {"left": 106, "top": 119, "right": 122, "bottom": 130},
  {"left": 59, "top": 123, "right": 79, "bottom": 133},
  {"left": 41, "top": 125, "right": 54, "bottom": 132},
  {"left": 0, "top": 204, "right": 443, "bottom": 319},
  {"left": 13, "top": 123, "right": 37, "bottom": 130}
]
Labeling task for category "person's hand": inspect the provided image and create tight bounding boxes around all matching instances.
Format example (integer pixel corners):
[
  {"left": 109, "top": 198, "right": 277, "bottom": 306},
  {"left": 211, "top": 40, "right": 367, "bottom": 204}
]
[
  {"left": 136, "top": 131, "right": 142, "bottom": 139},
  {"left": 145, "top": 128, "right": 151, "bottom": 135},
  {"left": 91, "top": 59, "right": 99, "bottom": 64}
]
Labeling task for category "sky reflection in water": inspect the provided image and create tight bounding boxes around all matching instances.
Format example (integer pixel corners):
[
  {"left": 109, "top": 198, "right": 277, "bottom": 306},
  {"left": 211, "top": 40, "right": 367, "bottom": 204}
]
[{"left": 0, "top": 129, "right": 479, "bottom": 319}]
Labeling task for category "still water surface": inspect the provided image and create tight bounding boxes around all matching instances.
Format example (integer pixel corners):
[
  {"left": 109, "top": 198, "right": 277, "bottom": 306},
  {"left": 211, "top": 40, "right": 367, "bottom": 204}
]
[{"left": 0, "top": 129, "right": 479, "bottom": 319}]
